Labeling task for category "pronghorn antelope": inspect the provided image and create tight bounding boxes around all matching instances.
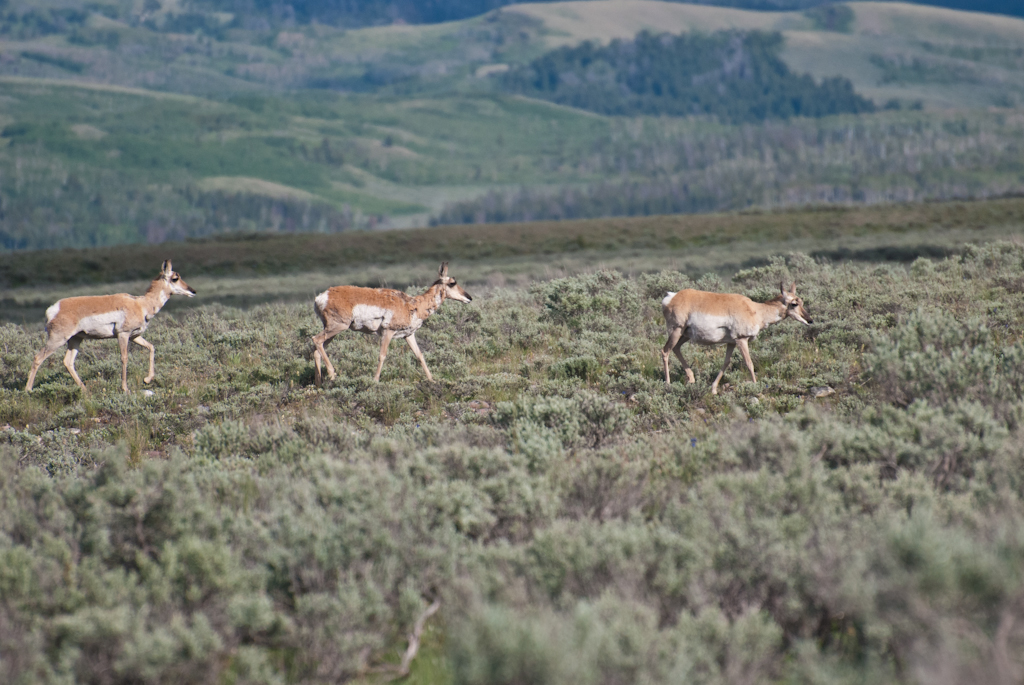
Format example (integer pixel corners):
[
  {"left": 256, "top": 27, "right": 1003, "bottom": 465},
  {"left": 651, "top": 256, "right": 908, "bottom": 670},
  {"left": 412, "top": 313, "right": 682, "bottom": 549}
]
[
  {"left": 312, "top": 262, "right": 472, "bottom": 385},
  {"left": 661, "top": 282, "right": 812, "bottom": 394},
  {"left": 25, "top": 260, "right": 196, "bottom": 394}
]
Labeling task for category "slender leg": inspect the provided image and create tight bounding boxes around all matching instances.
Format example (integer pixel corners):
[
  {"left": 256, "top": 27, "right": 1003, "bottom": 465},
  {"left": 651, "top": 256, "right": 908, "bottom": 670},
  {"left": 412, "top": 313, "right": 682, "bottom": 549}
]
[
  {"left": 118, "top": 332, "right": 131, "bottom": 393},
  {"left": 373, "top": 330, "right": 395, "bottom": 383},
  {"left": 62, "top": 337, "right": 86, "bottom": 392},
  {"left": 26, "top": 335, "right": 65, "bottom": 391},
  {"left": 710, "top": 343, "right": 736, "bottom": 395},
  {"left": 736, "top": 338, "right": 757, "bottom": 384},
  {"left": 673, "top": 337, "right": 696, "bottom": 384},
  {"left": 313, "top": 321, "right": 349, "bottom": 386},
  {"left": 405, "top": 334, "right": 433, "bottom": 382},
  {"left": 662, "top": 327, "right": 684, "bottom": 385},
  {"left": 133, "top": 336, "right": 157, "bottom": 384}
]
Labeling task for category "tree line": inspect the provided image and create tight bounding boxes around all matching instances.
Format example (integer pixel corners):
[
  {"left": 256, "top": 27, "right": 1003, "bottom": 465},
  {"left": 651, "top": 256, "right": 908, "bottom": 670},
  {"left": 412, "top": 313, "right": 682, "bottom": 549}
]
[
  {"left": 187, "top": 0, "right": 1023, "bottom": 27},
  {"left": 433, "top": 111, "right": 1024, "bottom": 225},
  {"left": 502, "top": 31, "right": 875, "bottom": 124}
]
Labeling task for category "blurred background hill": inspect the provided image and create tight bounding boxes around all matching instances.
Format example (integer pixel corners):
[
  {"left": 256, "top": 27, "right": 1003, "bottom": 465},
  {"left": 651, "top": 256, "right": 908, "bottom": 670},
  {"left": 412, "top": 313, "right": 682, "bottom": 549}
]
[{"left": 3, "top": 0, "right": 1024, "bottom": 249}]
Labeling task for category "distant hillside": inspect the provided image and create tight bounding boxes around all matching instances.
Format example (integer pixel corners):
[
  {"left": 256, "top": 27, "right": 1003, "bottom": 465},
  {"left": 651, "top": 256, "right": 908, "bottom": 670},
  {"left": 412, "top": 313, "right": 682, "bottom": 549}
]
[
  {"left": 186, "top": 0, "right": 1023, "bottom": 27},
  {"left": 5, "top": 1, "right": 1024, "bottom": 250},
  {"left": 503, "top": 30, "right": 874, "bottom": 122}
]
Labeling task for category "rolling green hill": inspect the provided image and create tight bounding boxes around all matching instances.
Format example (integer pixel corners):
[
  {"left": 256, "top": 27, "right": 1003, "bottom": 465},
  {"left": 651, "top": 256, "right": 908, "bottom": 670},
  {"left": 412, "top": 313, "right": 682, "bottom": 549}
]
[
  {"left": 506, "top": 1, "right": 1024, "bottom": 109},
  {"left": 5, "top": 1, "right": 1024, "bottom": 248}
]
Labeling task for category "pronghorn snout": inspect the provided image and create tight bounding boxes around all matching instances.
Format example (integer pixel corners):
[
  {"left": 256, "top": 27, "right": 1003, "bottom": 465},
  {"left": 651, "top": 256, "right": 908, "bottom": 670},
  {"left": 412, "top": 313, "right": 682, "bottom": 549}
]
[
  {"left": 780, "top": 282, "right": 811, "bottom": 325},
  {"left": 163, "top": 260, "right": 196, "bottom": 297},
  {"left": 791, "top": 303, "right": 812, "bottom": 325},
  {"left": 171, "top": 278, "right": 196, "bottom": 297}
]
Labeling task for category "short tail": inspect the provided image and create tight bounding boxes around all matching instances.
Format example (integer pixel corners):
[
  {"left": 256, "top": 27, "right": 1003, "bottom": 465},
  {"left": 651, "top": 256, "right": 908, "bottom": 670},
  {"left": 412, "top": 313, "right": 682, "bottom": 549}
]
[{"left": 313, "top": 290, "right": 329, "bottom": 326}]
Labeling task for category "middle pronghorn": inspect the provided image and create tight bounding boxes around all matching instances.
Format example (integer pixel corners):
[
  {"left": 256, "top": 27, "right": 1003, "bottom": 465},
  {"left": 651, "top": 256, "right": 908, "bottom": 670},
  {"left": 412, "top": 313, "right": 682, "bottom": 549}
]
[
  {"left": 661, "top": 282, "right": 813, "bottom": 394},
  {"left": 312, "top": 262, "right": 472, "bottom": 385}
]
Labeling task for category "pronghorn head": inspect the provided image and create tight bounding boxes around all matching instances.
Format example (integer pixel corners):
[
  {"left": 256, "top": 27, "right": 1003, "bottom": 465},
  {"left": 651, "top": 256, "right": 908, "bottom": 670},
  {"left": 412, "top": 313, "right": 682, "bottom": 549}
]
[
  {"left": 435, "top": 262, "right": 472, "bottom": 303},
  {"left": 779, "top": 282, "right": 812, "bottom": 325},
  {"left": 162, "top": 260, "right": 197, "bottom": 297}
]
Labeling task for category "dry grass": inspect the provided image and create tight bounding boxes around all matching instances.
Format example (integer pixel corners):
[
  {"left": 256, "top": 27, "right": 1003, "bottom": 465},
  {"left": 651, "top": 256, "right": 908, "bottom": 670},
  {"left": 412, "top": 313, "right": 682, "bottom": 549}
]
[{"left": 5, "top": 197, "right": 1024, "bottom": 291}]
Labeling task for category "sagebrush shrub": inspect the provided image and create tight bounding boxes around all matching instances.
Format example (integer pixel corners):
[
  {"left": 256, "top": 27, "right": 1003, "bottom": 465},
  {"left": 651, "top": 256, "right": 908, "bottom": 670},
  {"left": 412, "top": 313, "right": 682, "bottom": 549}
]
[{"left": 1, "top": 243, "right": 1023, "bottom": 683}]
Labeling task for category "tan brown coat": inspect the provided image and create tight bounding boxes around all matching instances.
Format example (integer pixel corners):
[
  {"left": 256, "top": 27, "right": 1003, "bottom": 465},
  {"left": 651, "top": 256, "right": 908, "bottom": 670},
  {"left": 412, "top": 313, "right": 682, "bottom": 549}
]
[
  {"left": 312, "top": 262, "right": 472, "bottom": 384},
  {"left": 26, "top": 260, "right": 196, "bottom": 393},
  {"left": 661, "top": 282, "right": 812, "bottom": 394}
]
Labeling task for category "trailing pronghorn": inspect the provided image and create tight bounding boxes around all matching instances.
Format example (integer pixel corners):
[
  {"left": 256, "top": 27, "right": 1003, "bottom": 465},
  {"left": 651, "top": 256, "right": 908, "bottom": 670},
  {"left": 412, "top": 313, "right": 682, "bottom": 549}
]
[
  {"left": 312, "top": 262, "right": 472, "bottom": 385},
  {"left": 661, "top": 282, "right": 812, "bottom": 394},
  {"left": 25, "top": 260, "right": 196, "bottom": 394}
]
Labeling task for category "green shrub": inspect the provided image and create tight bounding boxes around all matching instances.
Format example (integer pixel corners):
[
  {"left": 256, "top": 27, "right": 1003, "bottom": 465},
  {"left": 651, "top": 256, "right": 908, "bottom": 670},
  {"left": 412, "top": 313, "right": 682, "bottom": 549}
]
[{"left": 1, "top": 243, "right": 1024, "bottom": 682}]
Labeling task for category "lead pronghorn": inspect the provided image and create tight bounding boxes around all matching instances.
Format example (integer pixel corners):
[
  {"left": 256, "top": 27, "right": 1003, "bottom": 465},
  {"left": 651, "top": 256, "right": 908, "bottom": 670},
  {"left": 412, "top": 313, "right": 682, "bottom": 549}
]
[
  {"left": 661, "top": 282, "right": 813, "bottom": 394},
  {"left": 25, "top": 260, "right": 196, "bottom": 394},
  {"left": 312, "top": 262, "right": 472, "bottom": 385}
]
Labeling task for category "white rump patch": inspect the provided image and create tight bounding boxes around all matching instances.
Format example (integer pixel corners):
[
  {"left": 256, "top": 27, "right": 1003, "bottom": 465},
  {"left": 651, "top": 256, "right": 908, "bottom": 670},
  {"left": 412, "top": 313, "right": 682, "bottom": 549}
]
[
  {"left": 314, "top": 290, "right": 329, "bottom": 312},
  {"left": 46, "top": 302, "right": 61, "bottom": 322},
  {"left": 351, "top": 303, "right": 393, "bottom": 332},
  {"left": 662, "top": 292, "right": 677, "bottom": 307}
]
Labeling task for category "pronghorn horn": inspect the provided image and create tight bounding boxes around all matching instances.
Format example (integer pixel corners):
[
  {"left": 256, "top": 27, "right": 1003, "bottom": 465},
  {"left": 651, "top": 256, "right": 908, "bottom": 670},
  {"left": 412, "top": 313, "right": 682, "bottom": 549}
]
[
  {"left": 780, "top": 280, "right": 786, "bottom": 295},
  {"left": 162, "top": 260, "right": 172, "bottom": 276}
]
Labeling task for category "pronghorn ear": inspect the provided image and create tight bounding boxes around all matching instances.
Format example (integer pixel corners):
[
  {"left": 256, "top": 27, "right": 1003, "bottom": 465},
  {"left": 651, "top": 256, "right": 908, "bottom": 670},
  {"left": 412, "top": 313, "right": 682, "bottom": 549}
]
[
  {"left": 789, "top": 281, "right": 797, "bottom": 295},
  {"left": 780, "top": 281, "right": 786, "bottom": 296},
  {"left": 439, "top": 262, "right": 449, "bottom": 278},
  {"left": 162, "top": 260, "right": 173, "bottom": 277}
]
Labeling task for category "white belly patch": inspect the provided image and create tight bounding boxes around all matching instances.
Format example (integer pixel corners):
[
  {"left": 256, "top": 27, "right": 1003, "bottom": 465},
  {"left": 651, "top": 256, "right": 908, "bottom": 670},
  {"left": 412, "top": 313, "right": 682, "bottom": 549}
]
[
  {"left": 350, "top": 304, "right": 393, "bottom": 332},
  {"left": 77, "top": 311, "right": 127, "bottom": 339},
  {"left": 685, "top": 313, "right": 738, "bottom": 345}
]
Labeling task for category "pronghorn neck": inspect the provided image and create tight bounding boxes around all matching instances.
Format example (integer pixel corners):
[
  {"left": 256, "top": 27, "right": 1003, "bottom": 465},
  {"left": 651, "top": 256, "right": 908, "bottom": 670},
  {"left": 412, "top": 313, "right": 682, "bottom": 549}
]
[
  {"left": 755, "top": 297, "right": 787, "bottom": 328},
  {"left": 412, "top": 282, "right": 446, "bottom": 318},
  {"left": 141, "top": 277, "right": 172, "bottom": 318}
]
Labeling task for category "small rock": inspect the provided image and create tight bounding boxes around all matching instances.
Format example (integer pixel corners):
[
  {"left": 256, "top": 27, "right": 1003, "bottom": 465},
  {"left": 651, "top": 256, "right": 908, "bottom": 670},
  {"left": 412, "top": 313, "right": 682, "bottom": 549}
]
[
  {"left": 748, "top": 397, "right": 760, "bottom": 405},
  {"left": 695, "top": 408, "right": 707, "bottom": 415},
  {"left": 143, "top": 390, "right": 155, "bottom": 397},
  {"left": 811, "top": 386, "right": 835, "bottom": 399},
  {"left": 468, "top": 400, "right": 491, "bottom": 410},
  {"left": 70, "top": 428, "right": 81, "bottom": 435}
]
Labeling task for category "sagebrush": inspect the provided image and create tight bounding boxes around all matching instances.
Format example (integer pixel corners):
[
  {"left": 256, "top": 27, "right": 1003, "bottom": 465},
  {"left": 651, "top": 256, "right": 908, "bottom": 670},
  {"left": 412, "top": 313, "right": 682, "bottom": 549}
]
[{"left": 1, "top": 241, "right": 1023, "bottom": 684}]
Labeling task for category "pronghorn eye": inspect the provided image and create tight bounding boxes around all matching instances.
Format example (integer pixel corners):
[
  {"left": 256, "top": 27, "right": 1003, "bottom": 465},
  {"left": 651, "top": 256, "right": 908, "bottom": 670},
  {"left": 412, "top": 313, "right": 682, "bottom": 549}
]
[
  {"left": 172, "top": 276, "right": 179, "bottom": 281},
  {"left": 449, "top": 280, "right": 457, "bottom": 286}
]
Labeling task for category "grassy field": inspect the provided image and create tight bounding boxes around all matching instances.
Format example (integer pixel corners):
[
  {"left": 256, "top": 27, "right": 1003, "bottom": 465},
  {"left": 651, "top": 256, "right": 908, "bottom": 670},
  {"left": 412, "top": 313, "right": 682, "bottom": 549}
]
[
  {"left": 1, "top": 200, "right": 1024, "bottom": 682},
  {"left": 4, "top": 196, "right": 1024, "bottom": 321}
]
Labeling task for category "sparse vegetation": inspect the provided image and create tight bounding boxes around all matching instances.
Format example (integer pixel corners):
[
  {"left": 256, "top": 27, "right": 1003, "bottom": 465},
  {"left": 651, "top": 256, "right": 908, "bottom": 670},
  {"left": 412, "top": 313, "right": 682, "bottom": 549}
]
[{"left": 1, "top": 228, "right": 1024, "bottom": 683}]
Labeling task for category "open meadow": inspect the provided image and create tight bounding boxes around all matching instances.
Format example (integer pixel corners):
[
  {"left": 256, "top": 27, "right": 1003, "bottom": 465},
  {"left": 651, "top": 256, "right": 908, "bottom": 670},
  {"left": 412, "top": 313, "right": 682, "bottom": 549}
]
[{"left": 2, "top": 201, "right": 1024, "bottom": 683}]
